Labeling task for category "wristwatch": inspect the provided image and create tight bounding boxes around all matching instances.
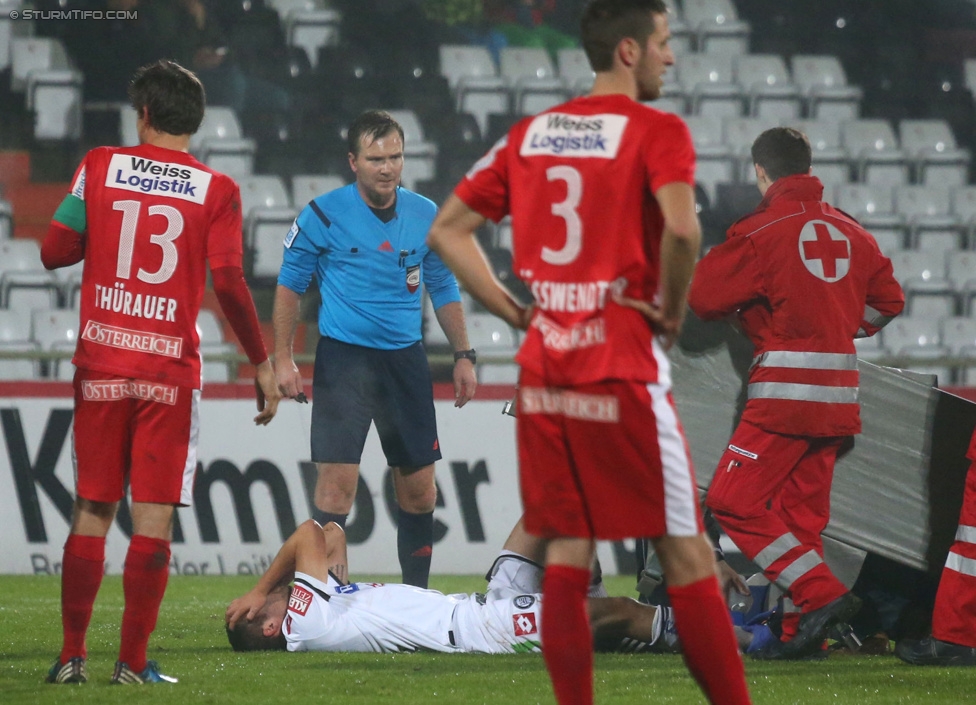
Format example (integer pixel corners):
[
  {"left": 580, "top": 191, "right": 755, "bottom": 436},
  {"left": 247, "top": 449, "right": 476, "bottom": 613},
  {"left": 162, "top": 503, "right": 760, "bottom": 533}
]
[{"left": 453, "top": 348, "right": 477, "bottom": 365}]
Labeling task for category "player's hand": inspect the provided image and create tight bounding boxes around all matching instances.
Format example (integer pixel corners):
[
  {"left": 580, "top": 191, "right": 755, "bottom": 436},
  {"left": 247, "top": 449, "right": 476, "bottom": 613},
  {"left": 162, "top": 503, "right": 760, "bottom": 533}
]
[
  {"left": 275, "top": 355, "right": 304, "bottom": 400},
  {"left": 717, "top": 559, "right": 749, "bottom": 603},
  {"left": 254, "top": 360, "right": 281, "bottom": 425},
  {"left": 226, "top": 589, "right": 268, "bottom": 630},
  {"left": 612, "top": 293, "right": 684, "bottom": 350},
  {"left": 453, "top": 358, "right": 477, "bottom": 408},
  {"left": 513, "top": 303, "right": 535, "bottom": 331}
]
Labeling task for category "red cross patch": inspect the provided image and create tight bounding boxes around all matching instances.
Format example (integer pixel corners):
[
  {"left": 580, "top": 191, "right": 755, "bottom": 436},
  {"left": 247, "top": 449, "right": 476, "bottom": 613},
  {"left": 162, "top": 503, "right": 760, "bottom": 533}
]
[
  {"left": 513, "top": 612, "right": 538, "bottom": 636},
  {"left": 798, "top": 220, "right": 850, "bottom": 283}
]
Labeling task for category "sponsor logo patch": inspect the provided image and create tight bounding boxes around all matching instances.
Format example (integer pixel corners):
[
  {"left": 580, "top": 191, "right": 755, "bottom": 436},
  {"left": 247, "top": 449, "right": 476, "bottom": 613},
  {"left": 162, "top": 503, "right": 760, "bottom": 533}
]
[
  {"left": 520, "top": 113, "right": 628, "bottom": 159},
  {"left": 105, "top": 154, "right": 212, "bottom": 204},
  {"left": 284, "top": 220, "right": 300, "bottom": 248},
  {"left": 514, "top": 595, "right": 535, "bottom": 609},
  {"left": 82, "top": 320, "right": 182, "bottom": 358},
  {"left": 288, "top": 585, "right": 314, "bottom": 616},
  {"left": 71, "top": 166, "right": 86, "bottom": 199},
  {"left": 406, "top": 264, "right": 420, "bottom": 293},
  {"left": 82, "top": 379, "right": 179, "bottom": 405},
  {"left": 728, "top": 444, "right": 758, "bottom": 460},
  {"left": 513, "top": 612, "right": 538, "bottom": 637},
  {"left": 531, "top": 314, "right": 606, "bottom": 352}
]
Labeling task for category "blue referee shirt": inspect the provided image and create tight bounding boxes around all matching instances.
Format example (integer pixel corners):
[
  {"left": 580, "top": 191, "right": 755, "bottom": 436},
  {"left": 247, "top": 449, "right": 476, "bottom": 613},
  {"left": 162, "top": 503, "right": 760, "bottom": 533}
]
[{"left": 278, "top": 184, "right": 461, "bottom": 350}]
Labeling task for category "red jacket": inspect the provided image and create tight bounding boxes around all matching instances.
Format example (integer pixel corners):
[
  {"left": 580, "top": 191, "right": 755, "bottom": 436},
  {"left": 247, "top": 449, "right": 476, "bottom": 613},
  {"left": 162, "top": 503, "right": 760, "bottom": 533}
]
[{"left": 688, "top": 175, "right": 905, "bottom": 437}]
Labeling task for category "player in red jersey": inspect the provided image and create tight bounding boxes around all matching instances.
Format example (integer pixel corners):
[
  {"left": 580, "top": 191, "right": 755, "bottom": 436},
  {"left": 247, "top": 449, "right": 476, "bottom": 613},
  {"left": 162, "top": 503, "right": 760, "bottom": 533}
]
[
  {"left": 427, "top": 2, "right": 751, "bottom": 703},
  {"left": 40, "top": 60, "right": 280, "bottom": 685}
]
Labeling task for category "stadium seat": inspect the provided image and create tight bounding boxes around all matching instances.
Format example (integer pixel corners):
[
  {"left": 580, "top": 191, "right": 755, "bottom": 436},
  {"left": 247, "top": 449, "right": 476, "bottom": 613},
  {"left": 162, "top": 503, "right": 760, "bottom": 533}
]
[
  {"left": 196, "top": 309, "right": 224, "bottom": 345},
  {"left": 734, "top": 54, "right": 801, "bottom": 120},
  {"left": 118, "top": 104, "right": 140, "bottom": 147},
  {"left": 0, "top": 270, "right": 61, "bottom": 311},
  {"left": 723, "top": 116, "right": 779, "bottom": 181},
  {"left": 959, "top": 345, "right": 976, "bottom": 385},
  {"left": 201, "top": 342, "right": 237, "bottom": 383},
  {"left": 0, "top": 309, "right": 30, "bottom": 342},
  {"left": 945, "top": 251, "right": 976, "bottom": 313},
  {"left": 237, "top": 175, "right": 291, "bottom": 218},
  {"left": 898, "top": 119, "right": 970, "bottom": 186},
  {"left": 465, "top": 312, "right": 518, "bottom": 358},
  {"left": 556, "top": 48, "right": 594, "bottom": 95},
  {"left": 893, "top": 345, "right": 953, "bottom": 386},
  {"left": 0, "top": 239, "right": 43, "bottom": 275},
  {"left": 457, "top": 76, "right": 511, "bottom": 140},
  {"left": 786, "top": 119, "right": 851, "bottom": 186},
  {"left": 190, "top": 107, "right": 257, "bottom": 176},
  {"left": 267, "top": 0, "right": 327, "bottom": 18},
  {"left": 650, "top": 87, "right": 689, "bottom": 116},
  {"left": 286, "top": 9, "right": 341, "bottom": 70},
  {"left": 0, "top": 199, "right": 12, "bottom": 241},
  {"left": 27, "top": 69, "right": 83, "bottom": 141},
  {"left": 0, "top": 341, "right": 41, "bottom": 380},
  {"left": 422, "top": 292, "right": 449, "bottom": 348},
  {"left": 894, "top": 185, "right": 962, "bottom": 252},
  {"left": 951, "top": 186, "right": 976, "bottom": 247},
  {"left": 888, "top": 249, "right": 947, "bottom": 287},
  {"left": 941, "top": 317, "right": 976, "bottom": 354},
  {"left": 790, "top": 55, "right": 862, "bottom": 122},
  {"left": 681, "top": 0, "right": 751, "bottom": 54},
  {"left": 494, "top": 218, "right": 513, "bottom": 251},
  {"left": 386, "top": 109, "right": 437, "bottom": 190},
  {"left": 883, "top": 315, "right": 941, "bottom": 351},
  {"left": 247, "top": 207, "right": 298, "bottom": 282},
  {"left": 964, "top": 58, "right": 976, "bottom": 96},
  {"left": 684, "top": 115, "right": 736, "bottom": 203},
  {"left": 678, "top": 53, "right": 744, "bottom": 118},
  {"left": 888, "top": 250, "right": 954, "bottom": 318},
  {"left": 10, "top": 36, "right": 71, "bottom": 92},
  {"left": 498, "top": 47, "right": 566, "bottom": 114},
  {"left": 438, "top": 45, "right": 498, "bottom": 92},
  {"left": 51, "top": 340, "right": 76, "bottom": 381},
  {"left": 840, "top": 119, "right": 909, "bottom": 186},
  {"left": 31, "top": 308, "right": 79, "bottom": 377},
  {"left": 291, "top": 174, "right": 346, "bottom": 207},
  {"left": 833, "top": 183, "right": 905, "bottom": 252},
  {"left": 853, "top": 333, "right": 886, "bottom": 363}
]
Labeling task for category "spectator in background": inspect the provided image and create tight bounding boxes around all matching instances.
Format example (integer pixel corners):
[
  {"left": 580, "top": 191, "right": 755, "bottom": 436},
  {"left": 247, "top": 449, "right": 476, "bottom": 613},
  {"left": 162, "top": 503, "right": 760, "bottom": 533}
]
[
  {"left": 41, "top": 60, "right": 280, "bottom": 685},
  {"left": 272, "top": 110, "right": 477, "bottom": 590},
  {"left": 690, "top": 127, "right": 905, "bottom": 660},
  {"left": 485, "top": 0, "right": 579, "bottom": 55}
]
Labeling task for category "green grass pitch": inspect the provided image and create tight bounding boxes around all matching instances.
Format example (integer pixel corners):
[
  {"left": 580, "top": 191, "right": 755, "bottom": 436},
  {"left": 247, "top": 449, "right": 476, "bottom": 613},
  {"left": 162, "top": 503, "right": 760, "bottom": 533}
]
[{"left": 2, "top": 573, "right": 975, "bottom": 704}]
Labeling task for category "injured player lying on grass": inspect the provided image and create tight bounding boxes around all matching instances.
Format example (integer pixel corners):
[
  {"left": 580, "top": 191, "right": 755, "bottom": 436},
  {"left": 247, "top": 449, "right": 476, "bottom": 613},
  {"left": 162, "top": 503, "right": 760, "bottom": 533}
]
[{"left": 225, "top": 518, "right": 758, "bottom": 655}]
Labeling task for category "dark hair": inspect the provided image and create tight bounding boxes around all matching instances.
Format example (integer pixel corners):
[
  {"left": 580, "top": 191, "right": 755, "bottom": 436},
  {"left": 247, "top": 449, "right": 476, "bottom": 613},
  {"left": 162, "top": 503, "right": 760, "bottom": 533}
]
[
  {"left": 751, "top": 127, "right": 812, "bottom": 181},
  {"left": 226, "top": 617, "right": 287, "bottom": 653},
  {"left": 347, "top": 110, "right": 405, "bottom": 157},
  {"left": 581, "top": 0, "right": 668, "bottom": 72},
  {"left": 128, "top": 60, "right": 205, "bottom": 136}
]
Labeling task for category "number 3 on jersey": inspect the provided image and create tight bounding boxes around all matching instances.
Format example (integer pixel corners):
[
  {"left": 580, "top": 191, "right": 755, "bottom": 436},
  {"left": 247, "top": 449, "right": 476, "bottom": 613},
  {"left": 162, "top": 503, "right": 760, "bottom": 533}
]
[
  {"left": 541, "top": 165, "right": 583, "bottom": 266},
  {"left": 112, "top": 199, "right": 183, "bottom": 283}
]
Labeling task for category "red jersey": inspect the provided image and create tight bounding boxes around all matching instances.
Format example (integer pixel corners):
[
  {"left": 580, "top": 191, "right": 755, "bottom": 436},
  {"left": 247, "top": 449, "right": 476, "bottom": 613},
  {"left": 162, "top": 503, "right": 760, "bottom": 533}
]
[
  {"left": 688, "top": 175, "right": 905, "bottom": 437},
  {"left": 455, "top": 94, "right": 696, "bottom": 386},
  {"left": 69, "top": 144, "right": 244, "bottom": 388}
]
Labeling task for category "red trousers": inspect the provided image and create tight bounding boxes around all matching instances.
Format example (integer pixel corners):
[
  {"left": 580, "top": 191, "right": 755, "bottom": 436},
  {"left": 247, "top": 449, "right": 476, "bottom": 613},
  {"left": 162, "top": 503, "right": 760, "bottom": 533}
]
[
  {"left": 933, "top": 458, "right": 976, "bottom": 648},
  {"left": 706, "top": 420, "right": 848, "bottom": 612}
]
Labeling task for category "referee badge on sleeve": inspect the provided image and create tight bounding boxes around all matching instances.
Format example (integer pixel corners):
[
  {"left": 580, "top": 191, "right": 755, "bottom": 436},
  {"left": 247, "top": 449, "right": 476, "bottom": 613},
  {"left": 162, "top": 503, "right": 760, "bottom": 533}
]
[
  {"left": 406, "top": 264, "right": 420, "bottom": 293},
  {"left": 284, "top": 220, "right": 301, "bottom": 248}
]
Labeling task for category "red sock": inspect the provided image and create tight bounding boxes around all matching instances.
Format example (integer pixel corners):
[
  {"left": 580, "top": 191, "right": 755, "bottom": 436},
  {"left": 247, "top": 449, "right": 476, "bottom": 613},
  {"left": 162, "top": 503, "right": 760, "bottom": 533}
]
[
  {"left": 118, "top": 535, "right": 171, "bottom": 673},
  {"left": 668, "top": 576, "right": 752, "bottom": 705},
  {"left": 59, "top": 534, "right": 105, "bottom": 663},
  {"left": 541, "top": 565, "right": 593, "bottom": 705}
]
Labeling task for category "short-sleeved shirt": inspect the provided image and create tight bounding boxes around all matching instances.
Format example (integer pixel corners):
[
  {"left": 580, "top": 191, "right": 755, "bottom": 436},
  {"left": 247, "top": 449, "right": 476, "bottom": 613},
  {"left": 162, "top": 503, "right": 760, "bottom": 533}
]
[
  {"left": 277, "top": 185, "right": 461, "bottom": 350},
  {"left": 283, "top": 572, "right": 543, "bottom": 654},
  {"left": 69, "top": 144, "right": 244, "bottom": 388},
  {"left": 455, "top": 94, "right": 696, "bottom": 386}
]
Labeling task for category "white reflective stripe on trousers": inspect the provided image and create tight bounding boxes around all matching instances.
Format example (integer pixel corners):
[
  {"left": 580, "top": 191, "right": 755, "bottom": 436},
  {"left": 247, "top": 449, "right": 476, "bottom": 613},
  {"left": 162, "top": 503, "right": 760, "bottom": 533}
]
[
  {"left": 945, "top": 551, "right": 976, "bottom": 579},
  {"left": 775, "top": 550, "right": 824, "bottom": 591},
  {"left": 755, "top": 533, "right": 802, "bottom": 570}
]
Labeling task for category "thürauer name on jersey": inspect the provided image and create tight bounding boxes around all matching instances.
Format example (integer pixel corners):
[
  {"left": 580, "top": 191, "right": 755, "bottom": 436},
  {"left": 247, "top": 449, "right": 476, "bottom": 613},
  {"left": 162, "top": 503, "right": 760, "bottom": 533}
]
[
  {"left": 95, "top": 282, "right": 178, "bottom": 322},
  {"left": 106, "top": 154, "right": 213, "bottom": 204}
]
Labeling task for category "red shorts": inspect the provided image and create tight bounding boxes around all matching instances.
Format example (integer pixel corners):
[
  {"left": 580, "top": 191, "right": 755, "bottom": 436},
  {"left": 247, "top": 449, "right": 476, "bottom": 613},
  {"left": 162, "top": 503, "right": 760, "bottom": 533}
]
[
  {"left": 517, "top": 369, "right": 702, "bottom": 540},
  {"left": 72, "top": 368, "right": 200, "bottom": 505}
]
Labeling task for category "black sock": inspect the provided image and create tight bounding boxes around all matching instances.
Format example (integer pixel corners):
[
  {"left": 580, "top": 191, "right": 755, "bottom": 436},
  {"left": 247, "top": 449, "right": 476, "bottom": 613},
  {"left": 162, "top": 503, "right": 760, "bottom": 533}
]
[
  {"left": 397, "top": 509, "right": 433, "bottom": 588},
  {"left": 312, "top": 509, "right": 347, "bottom": 529}
]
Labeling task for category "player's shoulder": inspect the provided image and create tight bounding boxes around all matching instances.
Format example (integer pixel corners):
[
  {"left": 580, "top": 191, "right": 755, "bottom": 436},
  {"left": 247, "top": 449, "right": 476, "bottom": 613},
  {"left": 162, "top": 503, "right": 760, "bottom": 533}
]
[
  {"left": 300, "top": 183, "right": 355, "bottom": 226},
  {"left": 396, "top": 187, "right": 437, "bottom": 219}
]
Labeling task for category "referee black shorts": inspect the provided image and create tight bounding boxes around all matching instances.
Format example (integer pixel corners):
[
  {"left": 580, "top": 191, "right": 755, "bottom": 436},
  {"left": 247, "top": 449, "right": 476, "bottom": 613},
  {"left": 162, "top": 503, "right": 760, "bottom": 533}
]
[{"left": 310, "top": 337, "right": 442, "bottom": 468}]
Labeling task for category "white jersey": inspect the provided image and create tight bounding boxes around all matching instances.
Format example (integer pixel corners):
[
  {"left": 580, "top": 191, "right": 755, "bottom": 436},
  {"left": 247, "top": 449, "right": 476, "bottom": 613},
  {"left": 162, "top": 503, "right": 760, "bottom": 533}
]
[{"left": 283, "top": 572, "right": 543, "bottom": 655}]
